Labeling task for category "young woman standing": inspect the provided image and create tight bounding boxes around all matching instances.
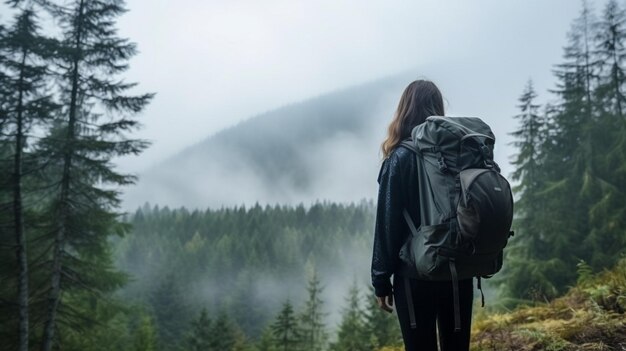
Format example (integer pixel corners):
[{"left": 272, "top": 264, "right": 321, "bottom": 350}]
[{"left": 371, "top": 80, "right": 474, "bottom": 351}]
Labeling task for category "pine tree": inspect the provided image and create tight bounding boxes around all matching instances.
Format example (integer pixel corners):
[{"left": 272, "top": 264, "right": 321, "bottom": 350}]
[
  {"left": 34, "top": 0, "right": 153, "bottom": 349},
  {"left": 0, "top": 8, "right": 57, "bottom": 351},
  {"left": 363, "top": 286, "right": 401, "bottom": 349},
  {"left": 329, "top": 281, "right": 369, "bottom": 351},
  {"left": 257, "top": 327, "right": 278, "bottom": 351},
  {"left": 594, "top": 0, "right": 626, "bottom": 119},
  {"left": 271, "top": 300, "right": 302, "bottom": 351},
  {"left": 210, "top": 311, "right": 240, "bottom": 351},
  {"left": 509, "top": 79, "right": 545, "bottom": 240},
  {"left": 521, "top": 0, "right": 601, "bottom": 300},
  {"left": 499, "top": 80, "right": 550, "bottom": 301},
  {"left": 299, "top": 269, "right": 328, "bottom": 351},
  {"left": 585, "top": 0, "right": 626, "bottom": 270},
  {"left": 187, "top": 308, "right": 212, "bottom": 351},
  {"left": 149, "top": 274, "right": 189, "bottom": 349}
]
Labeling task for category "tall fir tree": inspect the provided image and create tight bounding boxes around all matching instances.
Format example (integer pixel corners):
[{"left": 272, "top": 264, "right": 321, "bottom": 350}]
[
  {"left": 0, "top": 7, "right": 57, "bottom": 351},
  {"left": 363, "top": 286, "right": 401, "bottom": 349},
  {"left": 210, "top": 310, "right": 244, "bottom": 351},
  {"left": 271, "top": 300, "right": 303, "bottom": 351},
  {"left": 594, "top": 0, "right": 626, "bottom": 119},
  {"left": 509, "top": 79, "right": 545, "bottom": 249},
  {"left": 585, "top": 0, "right": 626, "bottom": 270},
  {"left": 34, "top": 0, "right": 153, "bottom": 349},
  {"left": 498, "top": 80, "right": 550, "bottom": 301},
  {"left": 299, "top": 269, "right": 328, "bottom": 351},
  {"left": 329, "top": 281, "right": 369, "bottom": 351},
  {"left": 257, "top": 327, "right": 278, "bottom": 351},
  {"left": 522, "top": 0, "right": 601, "bottom": 300}
]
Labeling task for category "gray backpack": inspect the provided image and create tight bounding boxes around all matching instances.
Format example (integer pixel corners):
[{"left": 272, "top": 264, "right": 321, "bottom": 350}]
[{"left": 399, "top": 116, "right": 514, "bottom": 331}]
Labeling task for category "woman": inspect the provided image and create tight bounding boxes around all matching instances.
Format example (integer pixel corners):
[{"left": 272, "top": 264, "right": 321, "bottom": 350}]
[{"left": 371, "top": 80, "right": 474, "bottom": 350}]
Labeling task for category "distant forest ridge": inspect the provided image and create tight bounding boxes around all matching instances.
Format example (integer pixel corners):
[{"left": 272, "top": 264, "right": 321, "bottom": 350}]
[{"left": 122, "top": 73, "right": 408, "bottom": 210}]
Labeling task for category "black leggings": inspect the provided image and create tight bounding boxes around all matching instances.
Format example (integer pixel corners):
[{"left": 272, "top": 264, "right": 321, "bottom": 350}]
[{"left": 392, "top": 275, "right": 474, "bottom": 351}]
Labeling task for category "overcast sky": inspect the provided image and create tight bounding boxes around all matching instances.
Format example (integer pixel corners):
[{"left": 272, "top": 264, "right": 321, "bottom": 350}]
[
  {"left": 0, "top": 0, "right": 596, "bottom": 174},
  {"left": 108, "top": 0, "right": 592, "bottom": 174}
]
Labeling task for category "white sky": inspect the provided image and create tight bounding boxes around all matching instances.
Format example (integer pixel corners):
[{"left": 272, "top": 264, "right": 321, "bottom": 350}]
[
  {"left": 1, "top": 0, "right": 595, "bottom": 173},
  {"left": 111, "top": 0, "right": 589, "bottom": 173}
]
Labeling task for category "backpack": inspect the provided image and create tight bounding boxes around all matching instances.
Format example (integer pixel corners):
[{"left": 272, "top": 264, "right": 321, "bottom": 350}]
[{"left": 398, "top": 116, "right": 514, "bottom": 331}]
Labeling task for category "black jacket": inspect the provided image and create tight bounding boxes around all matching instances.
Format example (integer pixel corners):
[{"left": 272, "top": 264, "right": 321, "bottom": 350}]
[{"left": 371, "top": 146, "right": 421, "bottom": 297}]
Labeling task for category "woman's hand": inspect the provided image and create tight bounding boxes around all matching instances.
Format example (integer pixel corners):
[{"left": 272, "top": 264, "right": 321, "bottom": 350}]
[{"left": 376, "top": 294, "right": 394, "bottom": 313}]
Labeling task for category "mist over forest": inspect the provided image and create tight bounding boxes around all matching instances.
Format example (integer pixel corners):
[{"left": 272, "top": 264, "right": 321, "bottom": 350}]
[
  {"left": 122, "top": 76, "right": 403, "bottom": 210},
  {"left": 1, "top": 0, "right": 626, "bottom": 351},
  {"left": 121, "top": 68, "right": 519, "bottom": 211}
]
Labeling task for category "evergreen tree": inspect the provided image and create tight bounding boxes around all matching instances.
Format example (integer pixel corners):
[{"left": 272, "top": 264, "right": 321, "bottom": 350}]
[
  {"left": 150, "top": 274, "right": 189, "bottom": 350},
  {"left": 499, "top": 80, "right": 550, "bottom": 301},
  {"left": 299, "top": 269, "right": 328, "bottom": 351},
  {"left": 0, "top": 8, "right": 57, "bottom": 351},
  {"left": 133, "top": 315, "right": 158, "bottom": 351},
  {"left": 594, "top": 0, "right": 626, "bottom": 119},
  {"left": 329, "top": 281, "right": 369, "bottom": 351},
  {"left": 271, "top": 300, "right": 302, "bottom": 351},
  {"left": 187, "top": 308, "right": 212, "bottom": 351},
  {"left": 257, "top": 327, "right": 278, "bottom": 351},
  {"left": 33, "top": 0, "right": 153, "bottom": 349},
  {"left": 210, "top": 311, "right": 240, "bottom": 351},
  {"left": 516, "top": 0, "right": 601, "bottom": 300},
  {"left": 585, "top": 0, "right": 626, "bottom": 270},
  {"left": 363, "top": 286, "right": 401, "bottom": 349}
]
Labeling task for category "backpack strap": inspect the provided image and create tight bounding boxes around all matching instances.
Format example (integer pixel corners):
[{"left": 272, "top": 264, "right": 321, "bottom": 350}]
[
  {"left": 477, "top": 277, "right": 485, "bottom": 307},
  {"left": 404, "top": 277, "right": 417, "bottom": 329},
  {"left": 402, "top": 209, "right": 419, "bottom": 329},
  {"left": 449, "top": 259, "right": 461, "bottom": 332},
  {"left": 402, "top": 209, "right": 419, "bottom": 237}
]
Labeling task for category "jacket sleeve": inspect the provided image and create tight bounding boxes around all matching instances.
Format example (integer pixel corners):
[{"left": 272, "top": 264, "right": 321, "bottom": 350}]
[{"left": 371, "top": 152, "right": 408, "bottom": 297}]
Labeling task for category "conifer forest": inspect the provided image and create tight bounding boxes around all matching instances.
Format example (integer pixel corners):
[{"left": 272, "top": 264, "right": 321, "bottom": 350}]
[{"left": 0, "top": 0, "right": 625, "bottom": 350}]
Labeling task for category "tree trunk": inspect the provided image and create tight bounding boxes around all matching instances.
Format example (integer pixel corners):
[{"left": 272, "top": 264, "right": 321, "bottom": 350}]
[
  {"left": 14, "top": 46, "right": 29, "bottom": 351},
  {"left": 40, "top": 1, "right": 84, "bottom": 350}
]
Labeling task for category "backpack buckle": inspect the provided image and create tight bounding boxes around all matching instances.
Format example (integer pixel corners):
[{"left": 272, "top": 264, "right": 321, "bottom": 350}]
[{"left": 438, "top": 156, "right": 448, "bottom": 172}]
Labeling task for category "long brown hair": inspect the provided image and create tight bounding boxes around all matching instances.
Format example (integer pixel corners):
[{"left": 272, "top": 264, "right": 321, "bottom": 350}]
[{"left": 381, "top": 80, "right": 444, "bottom": 158}]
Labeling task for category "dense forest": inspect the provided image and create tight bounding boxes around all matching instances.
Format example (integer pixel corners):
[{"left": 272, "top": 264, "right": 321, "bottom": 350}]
[
  {"left": 0, "top": 0, "right": 625, "bottom": 351},
  {"left": 499, "top": 0, "right": 626, "bottom": 306}
]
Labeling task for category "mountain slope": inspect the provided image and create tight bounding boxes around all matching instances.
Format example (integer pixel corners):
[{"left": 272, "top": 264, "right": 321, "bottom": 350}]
[{"left": 123, "top": 74, "right": 409, "bottom": 209}]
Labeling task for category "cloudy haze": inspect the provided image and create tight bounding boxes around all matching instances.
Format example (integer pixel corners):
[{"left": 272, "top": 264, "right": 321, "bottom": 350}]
[
  {"left": 112, "top": 0, "right": 587, "bottom": 173},
  {"left": 0, "top": 0, "right": 594, "bottom": 208}
]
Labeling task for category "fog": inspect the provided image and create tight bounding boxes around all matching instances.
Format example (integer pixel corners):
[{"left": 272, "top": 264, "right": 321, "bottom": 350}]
[
  {"left": 111, "top": 0, "right": 589, "bottom": 185},
  {"left": 120, "top": 61, "right": 544, "bottom": 210},
  {"left": 0, "top": 0, "right": 594, "bottom": 209}
]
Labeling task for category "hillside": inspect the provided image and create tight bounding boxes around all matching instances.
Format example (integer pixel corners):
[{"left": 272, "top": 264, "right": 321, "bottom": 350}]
[
  {"left": 122, "top": 75, "right": 409, "bottom": 210},
  {"left": 470, "top": 259, "right": 626, "bottom": 350}
]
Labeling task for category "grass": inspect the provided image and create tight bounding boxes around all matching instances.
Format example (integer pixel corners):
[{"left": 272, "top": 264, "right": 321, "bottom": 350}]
[{"left": 470, "top": 259, "right": 626, "bottom": 351}]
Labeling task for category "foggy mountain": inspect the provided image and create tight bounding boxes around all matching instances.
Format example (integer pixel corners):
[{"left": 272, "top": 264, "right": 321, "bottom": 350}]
[
  {"left": 123, "top": 74, "right": 408, "bottom": 209},
  {"left": 123, "top": 66, "right": 520, "bottom": 211}
]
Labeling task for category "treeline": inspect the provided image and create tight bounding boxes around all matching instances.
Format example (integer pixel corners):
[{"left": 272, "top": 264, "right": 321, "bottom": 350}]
[
  {"left": 502, "top": 0, "right": 626, "bottom": 305},
  {"left": 0, "top": 0, "right": 153, "bottom": 350},
  {"left": 181, "top": 272, "right": 402, "bottom": 351},
  {"left": 114, "top": 202, "right": 378, "bottom": 349}
]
